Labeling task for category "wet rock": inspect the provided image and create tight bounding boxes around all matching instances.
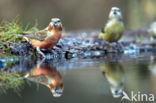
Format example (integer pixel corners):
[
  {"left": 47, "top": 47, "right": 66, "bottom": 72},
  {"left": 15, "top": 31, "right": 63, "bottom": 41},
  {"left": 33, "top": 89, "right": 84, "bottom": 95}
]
[
  {"left": 8, "top": 37, "right": 122, "bottom": 59},
  {"left": 10, "top": 41, "right": 33, "bottom": 56},
  {"left": 6, "top": 36, "right": 156, "bottom": 59}
]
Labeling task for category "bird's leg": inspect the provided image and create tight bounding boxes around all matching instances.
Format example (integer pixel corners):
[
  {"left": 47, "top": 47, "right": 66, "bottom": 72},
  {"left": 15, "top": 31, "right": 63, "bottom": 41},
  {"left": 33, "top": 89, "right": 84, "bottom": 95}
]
[
  {"left": 36, "top": 47, "right": 46, "bottom": 58},
  {"left": 36, "top": 58, "right": 45, "bottom": 68}
]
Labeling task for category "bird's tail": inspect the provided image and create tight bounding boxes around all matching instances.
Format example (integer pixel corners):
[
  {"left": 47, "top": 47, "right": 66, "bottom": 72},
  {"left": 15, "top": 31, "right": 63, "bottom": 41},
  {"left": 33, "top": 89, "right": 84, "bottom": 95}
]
[
  {"left": 13, "top": 34, "right": 24, "bottom": 37},
  {"left": 13, "top": 31, "right": 31, "bottom": 36},
  {"left": 13, "top": 33, "right": 31, "bottom": 42}
]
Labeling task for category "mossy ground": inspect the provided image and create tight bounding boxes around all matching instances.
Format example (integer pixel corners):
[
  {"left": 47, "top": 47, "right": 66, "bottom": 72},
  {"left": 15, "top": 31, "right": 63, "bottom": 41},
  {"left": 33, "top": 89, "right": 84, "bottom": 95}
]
[
  {"left": 0, "top": 19, "right": 39, "bottom": 42},
  {"left": 0, "top": 19, "right": 25, "bottom": 42},
  {"left": 0, "top": 18, "right": 38, "bottom": 56}
]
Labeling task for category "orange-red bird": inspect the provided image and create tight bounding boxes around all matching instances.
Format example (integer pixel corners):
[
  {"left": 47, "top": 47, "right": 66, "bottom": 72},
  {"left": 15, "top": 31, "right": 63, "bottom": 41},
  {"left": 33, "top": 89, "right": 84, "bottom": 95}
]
[
  {"left": 24, "top": 62, "right": 64, "bottom": 97},
  {"left": 24, "top": 18, "right": 62, "bottom": 57}
]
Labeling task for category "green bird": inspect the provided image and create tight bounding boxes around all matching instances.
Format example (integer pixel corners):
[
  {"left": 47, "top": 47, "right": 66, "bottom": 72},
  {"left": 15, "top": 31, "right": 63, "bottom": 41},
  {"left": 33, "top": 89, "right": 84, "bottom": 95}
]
[{"left": 98, "top": 7, "right": 125, "bottom": 42}]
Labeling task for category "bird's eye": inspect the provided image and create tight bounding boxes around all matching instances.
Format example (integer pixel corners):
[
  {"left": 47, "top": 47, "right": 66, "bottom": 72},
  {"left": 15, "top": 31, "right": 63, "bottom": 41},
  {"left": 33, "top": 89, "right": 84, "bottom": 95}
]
[
  {"left": 57, "top": 20, "right": 61, "bottom": 23},
  {"left": 54, "top": 21, "right": 61, "bottom": 24}
]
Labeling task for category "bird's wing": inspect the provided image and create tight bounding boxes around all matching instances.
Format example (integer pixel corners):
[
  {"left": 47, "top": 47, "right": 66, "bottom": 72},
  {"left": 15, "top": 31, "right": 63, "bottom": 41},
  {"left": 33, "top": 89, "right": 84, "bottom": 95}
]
[{"left": 24, "top": 30, "right": 48, "bottom": 41}]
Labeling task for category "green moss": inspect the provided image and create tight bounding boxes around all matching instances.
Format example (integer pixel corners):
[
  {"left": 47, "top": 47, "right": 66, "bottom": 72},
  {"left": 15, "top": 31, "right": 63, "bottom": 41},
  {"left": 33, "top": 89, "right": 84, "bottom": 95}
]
[
  {"left": 0, "top": 18, "right": 38, "bottom": 42},
  {"left": 0, "top": 19, "right": 24, "bottom": 42}
]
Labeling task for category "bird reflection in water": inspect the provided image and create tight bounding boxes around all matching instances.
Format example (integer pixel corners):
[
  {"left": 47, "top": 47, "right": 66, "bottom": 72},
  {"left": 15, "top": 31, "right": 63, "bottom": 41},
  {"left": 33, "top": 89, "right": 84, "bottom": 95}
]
[
  {"left": 24, "top": 59, "right": 64, "bottom": 97},
  {"left": 100, "top": 63, "right": 125, "bottom": 98}
]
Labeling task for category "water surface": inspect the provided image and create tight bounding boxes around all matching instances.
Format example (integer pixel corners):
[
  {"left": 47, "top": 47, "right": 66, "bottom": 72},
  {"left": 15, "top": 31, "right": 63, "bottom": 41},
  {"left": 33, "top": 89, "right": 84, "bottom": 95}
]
[{"left": 0, "top": 53, "right": 156, "bottom": 103}]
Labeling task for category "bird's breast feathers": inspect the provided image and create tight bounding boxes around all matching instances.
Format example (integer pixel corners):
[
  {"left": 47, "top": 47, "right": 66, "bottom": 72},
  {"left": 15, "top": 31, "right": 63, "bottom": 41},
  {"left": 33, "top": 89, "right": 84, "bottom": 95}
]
[
  {"left": 105, "top": 20, "right": 124, "bottom": 34},
  {"left": 100, "top": 20, "right": 124, "bottom": 42}
]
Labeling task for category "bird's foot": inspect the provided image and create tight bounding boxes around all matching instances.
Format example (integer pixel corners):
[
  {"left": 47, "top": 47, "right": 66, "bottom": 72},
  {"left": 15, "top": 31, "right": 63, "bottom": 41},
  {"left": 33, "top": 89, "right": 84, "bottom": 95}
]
[
  {"left": 36, "top": 58, "right": 45, "bottom": 67},
  {"left": 36, "top": 47, "right": 46, "bottom": 58}
]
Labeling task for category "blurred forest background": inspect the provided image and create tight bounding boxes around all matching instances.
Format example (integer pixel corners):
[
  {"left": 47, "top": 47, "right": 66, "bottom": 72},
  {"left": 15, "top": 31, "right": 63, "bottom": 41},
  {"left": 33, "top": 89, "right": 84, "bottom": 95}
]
[{"left": 0, "top": 0, "right": 156, "bottom": 31}]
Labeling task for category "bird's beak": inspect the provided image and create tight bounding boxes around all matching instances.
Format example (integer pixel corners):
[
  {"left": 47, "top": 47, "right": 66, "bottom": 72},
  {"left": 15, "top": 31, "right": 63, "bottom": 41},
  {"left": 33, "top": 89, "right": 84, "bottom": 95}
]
[
  {"left": 53, "top": 22, "right": 62, "bottom": 28},
  {"left": 113, "top": 11, "right": 117, "bottom": 15}
]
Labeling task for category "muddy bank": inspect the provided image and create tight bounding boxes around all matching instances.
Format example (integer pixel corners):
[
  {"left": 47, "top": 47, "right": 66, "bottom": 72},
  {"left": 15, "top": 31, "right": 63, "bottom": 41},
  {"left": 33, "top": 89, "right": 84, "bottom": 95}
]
[{"left": 1, "top": 29, "right": 156, "bottom": 59}]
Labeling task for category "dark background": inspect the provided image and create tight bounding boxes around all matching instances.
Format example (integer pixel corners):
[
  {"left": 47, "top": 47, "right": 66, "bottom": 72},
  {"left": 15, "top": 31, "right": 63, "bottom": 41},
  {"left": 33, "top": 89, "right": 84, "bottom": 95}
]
[{"left": 0, "top": 0, "right": 156, "bottom": 30}]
